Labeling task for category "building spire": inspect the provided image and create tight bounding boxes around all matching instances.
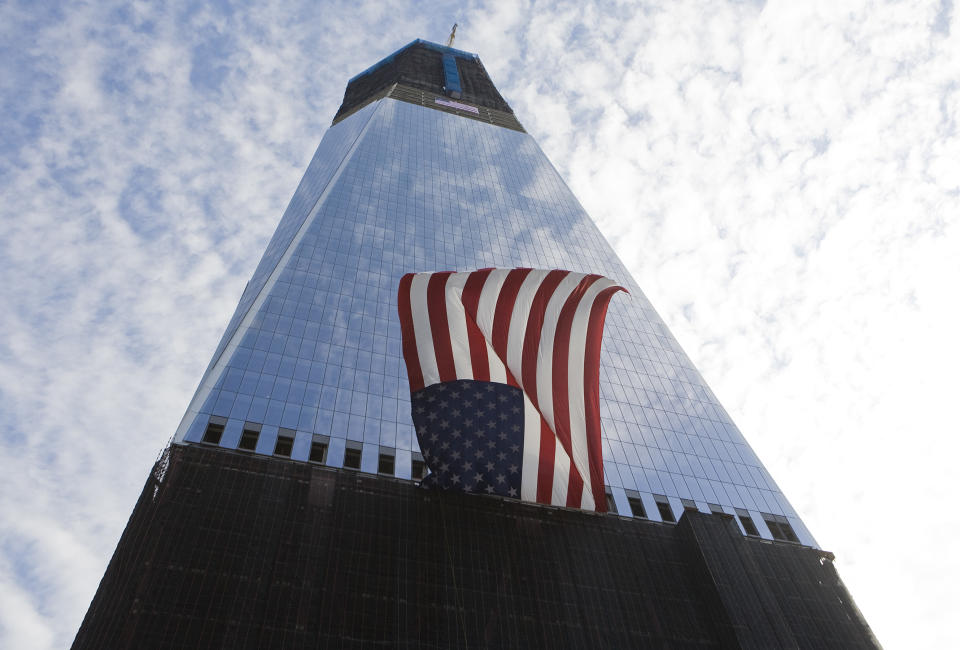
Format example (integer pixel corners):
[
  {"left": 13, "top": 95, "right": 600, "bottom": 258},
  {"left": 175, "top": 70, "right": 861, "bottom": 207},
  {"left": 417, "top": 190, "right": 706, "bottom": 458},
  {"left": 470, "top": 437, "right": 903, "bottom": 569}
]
[{"left": 446, "top": 23, "right": 457, "bottom": 47}]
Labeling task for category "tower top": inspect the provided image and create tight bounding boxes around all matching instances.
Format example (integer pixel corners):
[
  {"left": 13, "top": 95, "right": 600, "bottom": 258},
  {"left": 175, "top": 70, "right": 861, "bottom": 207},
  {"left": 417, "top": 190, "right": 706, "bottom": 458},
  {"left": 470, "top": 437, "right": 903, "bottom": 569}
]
[{"left": 333, "top": 39, "right": 520, "bottom": 130}]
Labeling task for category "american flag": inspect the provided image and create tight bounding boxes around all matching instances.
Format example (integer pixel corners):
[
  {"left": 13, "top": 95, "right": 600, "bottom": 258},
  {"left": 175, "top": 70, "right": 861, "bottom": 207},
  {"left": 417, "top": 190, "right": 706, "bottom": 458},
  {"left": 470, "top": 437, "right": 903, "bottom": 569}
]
[{"left": 397, "top": 268, "right": 625, "bottom": 512}]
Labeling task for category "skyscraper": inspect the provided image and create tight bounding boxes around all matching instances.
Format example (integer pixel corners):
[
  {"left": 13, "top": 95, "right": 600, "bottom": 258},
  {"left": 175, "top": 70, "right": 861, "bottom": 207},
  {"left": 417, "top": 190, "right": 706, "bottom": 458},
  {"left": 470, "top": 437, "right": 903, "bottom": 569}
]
[{"left": 74, "top": 39, "right": 877, "bottom": 648}]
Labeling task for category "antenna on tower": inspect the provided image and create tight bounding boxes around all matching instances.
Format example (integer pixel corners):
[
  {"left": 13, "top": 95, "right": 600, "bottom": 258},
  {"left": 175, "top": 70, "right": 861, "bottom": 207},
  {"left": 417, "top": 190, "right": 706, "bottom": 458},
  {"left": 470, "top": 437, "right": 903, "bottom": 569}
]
[{"left": 446, "top": 23, "right": 458, "bottom": 47}]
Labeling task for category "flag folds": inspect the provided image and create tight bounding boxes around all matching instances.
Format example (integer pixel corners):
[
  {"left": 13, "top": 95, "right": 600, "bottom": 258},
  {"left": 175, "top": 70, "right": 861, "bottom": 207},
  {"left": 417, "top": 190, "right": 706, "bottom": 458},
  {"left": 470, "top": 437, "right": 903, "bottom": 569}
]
[{"left": 397, "top": 268, "right": 625, "bottom": 512}]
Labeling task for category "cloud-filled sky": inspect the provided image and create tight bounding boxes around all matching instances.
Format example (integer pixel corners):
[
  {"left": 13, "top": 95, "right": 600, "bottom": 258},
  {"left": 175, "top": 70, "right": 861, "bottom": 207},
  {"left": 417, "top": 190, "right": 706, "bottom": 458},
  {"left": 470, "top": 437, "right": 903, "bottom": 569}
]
[{"left": 1, "top": 0, "right": 957, "bottom": 647}]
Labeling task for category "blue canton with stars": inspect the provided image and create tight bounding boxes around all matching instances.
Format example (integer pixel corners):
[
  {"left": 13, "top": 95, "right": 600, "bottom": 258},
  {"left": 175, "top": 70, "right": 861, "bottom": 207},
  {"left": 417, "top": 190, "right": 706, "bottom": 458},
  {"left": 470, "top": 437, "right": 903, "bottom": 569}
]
[{"left": 412, "top": 379, "right": 524, "bottom": 499}]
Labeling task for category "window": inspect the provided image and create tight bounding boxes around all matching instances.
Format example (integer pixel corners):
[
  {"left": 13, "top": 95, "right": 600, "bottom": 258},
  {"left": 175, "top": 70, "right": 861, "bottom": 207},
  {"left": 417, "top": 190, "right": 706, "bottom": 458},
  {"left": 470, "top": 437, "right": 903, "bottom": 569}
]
[
  {"left": 238, "top": 423, "right": 261, "bottom": 451},
  {"left": 626, "top": 491, "right": 646, "bottom": 519},
  {"left": 202, "top": 416, "right": 226, "bottom": 445},
  {"left": 343, "top": 444, "right": 362, "bottom": 470},
  {"left": 681, "top": 498, "right": 699, "bottom": 513},
  {"left": 736, "top": 508, "right": 760, "bottom": 536},
  {"left": 378, "top": 451, "right": 395, "bottom": 475},
  {"left": 309, "top": 436, "right": 329, "bottom": 464},
  {"left": 653, "top": 495, "right": 675, "bottom": 523},
  {"left": 764, "top": 517, "right": 786, "bottom": 541},
  {"left": 767, "top": 521, "right": 779, "bottom": 538},
  {"left": 763, "top": 514, "right": 800, "bottom": 543},
  {"left": 708, "top": 503, "right": 725, "bottom": 515},
  {"left": 781, "top": 523, "right": 799, "bottom": 543},
  {"left": 605, "top": 490, "right": 618, "bottom": 514},
  {"left": 411, "top": 453, "right": 426, "bottom": 480},
  {"left": 274, "top": 429, "right": 295, "bottom": 457}
]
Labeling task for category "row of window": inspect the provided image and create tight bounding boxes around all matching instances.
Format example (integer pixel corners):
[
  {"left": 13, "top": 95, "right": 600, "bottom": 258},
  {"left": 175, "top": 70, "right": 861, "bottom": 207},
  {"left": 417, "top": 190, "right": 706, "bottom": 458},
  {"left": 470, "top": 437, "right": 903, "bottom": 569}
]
[
  {"left": 606, "top": 489, "right": 800, "bottom": 543},
  {"left": 200, "top": 417, "right": 427, "bottom": 479},
  {"left": 202, "top": 417, "right": 797, "bottom": 543}
]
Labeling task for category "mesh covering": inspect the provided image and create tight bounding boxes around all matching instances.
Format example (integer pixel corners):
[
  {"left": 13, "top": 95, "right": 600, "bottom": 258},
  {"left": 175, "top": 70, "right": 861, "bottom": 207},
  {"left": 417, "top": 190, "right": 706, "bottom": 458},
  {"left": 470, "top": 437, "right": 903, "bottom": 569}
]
[{"left": 73, "top": 444, "right": 878, "bottom": 649}]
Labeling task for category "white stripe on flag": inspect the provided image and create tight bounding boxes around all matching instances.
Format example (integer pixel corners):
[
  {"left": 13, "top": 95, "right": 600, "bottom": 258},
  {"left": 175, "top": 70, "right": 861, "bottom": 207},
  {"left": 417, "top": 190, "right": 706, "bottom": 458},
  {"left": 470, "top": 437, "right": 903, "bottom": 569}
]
[
  {"left": 485, "top": 338, "right": 510, "bottom": 386},
  {"left": 552, "top": 443, "right": 570, "bottom": 507},
  {"left": 444, "top": 274, "right": 473, "bottom": 381},
  {"left": 521, "top": 395, "right": 541, "bottom": 502},
  {"left": 506, "top": 269, "right": 550, "bottom": 391},
  {"left": 476, "top": 269, "right": 509, "bottom": 384},
  {"left": 409, "top": 272, "right": 440, "bottom": 387},
  {"left": 475, "top": 269, "right": 508, "bottom": 337}
]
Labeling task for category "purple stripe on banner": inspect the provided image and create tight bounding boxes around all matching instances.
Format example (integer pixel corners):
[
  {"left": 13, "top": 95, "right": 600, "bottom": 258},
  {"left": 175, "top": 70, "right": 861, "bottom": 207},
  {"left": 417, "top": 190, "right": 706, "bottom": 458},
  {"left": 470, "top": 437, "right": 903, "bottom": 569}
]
[{"left": 435, "top": 98, "right": 480, "bottom": 114}]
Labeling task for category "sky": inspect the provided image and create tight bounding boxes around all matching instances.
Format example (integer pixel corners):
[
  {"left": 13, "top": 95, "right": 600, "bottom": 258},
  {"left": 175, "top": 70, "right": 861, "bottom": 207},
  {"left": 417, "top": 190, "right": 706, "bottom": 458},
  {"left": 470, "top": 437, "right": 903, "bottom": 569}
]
[{"left": 1, "top": 0, "right": 957, "bottom": 647}]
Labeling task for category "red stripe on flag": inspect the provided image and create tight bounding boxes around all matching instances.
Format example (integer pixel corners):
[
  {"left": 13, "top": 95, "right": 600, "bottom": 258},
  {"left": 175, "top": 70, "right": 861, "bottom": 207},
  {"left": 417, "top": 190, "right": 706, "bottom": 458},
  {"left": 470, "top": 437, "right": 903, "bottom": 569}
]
[
  {"left": 426, "top": 272, "right": 456, "bottom": 382},
  {"left": 492, "top": 268, "right": 531, "bottom": 388},
  {"left": 551, "top": 275, "right": 603, "bottom": 508},
  {"left": 397, "top": 273, "right": 424, "bottom": 391},
  {"left": 536, "top": 419, "right": 555, "bottom": 504},
  {"left": 461, "top": 269, "right": 492, "bottom": 382},
  {"left": 583, "top": 285, "right": 625, "bottom": 513},
  {"left": 566, "top": 468, "right": 584, "bottom": 509},
  {"left": 521, "top": 270, "right": 568, "bottom": 409},
  {"left": 551, "top": 275, "right": 602, "bottom": 460}
]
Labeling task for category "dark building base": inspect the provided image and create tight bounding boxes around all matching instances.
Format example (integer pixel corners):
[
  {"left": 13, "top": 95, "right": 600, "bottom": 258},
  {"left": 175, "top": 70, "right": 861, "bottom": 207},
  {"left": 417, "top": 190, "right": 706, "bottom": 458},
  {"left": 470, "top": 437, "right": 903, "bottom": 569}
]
[{"left": 74, "top": 444, "right": 878, "bottom": 649}]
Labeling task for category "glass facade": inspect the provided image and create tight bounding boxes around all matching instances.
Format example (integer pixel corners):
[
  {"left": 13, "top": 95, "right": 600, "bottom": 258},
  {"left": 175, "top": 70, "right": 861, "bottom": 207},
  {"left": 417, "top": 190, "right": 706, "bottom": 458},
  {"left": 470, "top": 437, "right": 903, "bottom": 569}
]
[{"left": 175, "top": 74, "right": 814, "bottom": 546}]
